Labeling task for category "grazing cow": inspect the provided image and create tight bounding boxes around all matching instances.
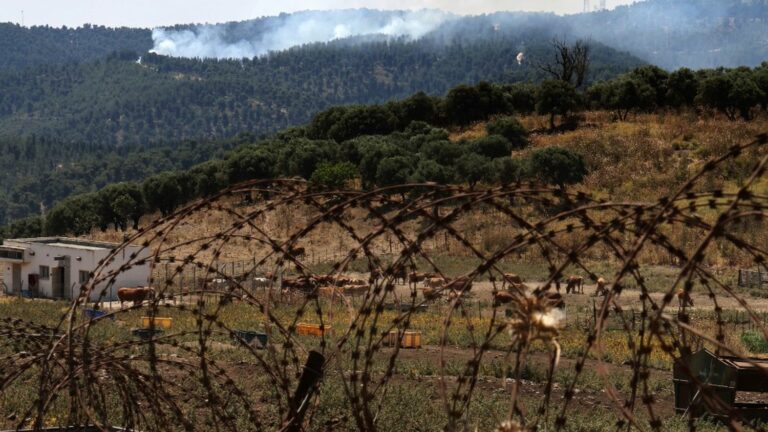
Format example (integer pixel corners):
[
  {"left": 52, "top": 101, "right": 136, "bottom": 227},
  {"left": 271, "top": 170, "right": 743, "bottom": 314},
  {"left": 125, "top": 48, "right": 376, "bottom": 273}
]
[
  {"left": 425, "top": 277, "right": 445, "bottom": 289},
  {"left": 421, "top": 287, "right": 442, "bottom": 302},
  {"left": 392, "top": 266, "right": 408, "bottom": 285},
  {"left": 677, "top": 289, "right": 694, "bottom": 309},
  {"left": 117, "top": 287, "right": 154, "bottom": 308},
  {"left": 494, "top": 290, "right": 515, "bottom": 305},
  {"left": 282, "top": 276, "right": 316, "bottom": 293},
  {"left": 314, "top": 274, "right": 336, "bottom": 286},
  {"left": 593, "top": 278, "right": 609, "bottom": 297},
  {"left": 566, "top": 276, "right": 584, "bottom": 294},
  {"left": 346, "top": 279, "right": 368, "bottom": 287},
  {"left": 447, "top": 289, "right": 471, "bottom": 305},
  {"left": 287, "top": 246, "right": 306, "bottom": 258},
  {"left": 342, "top": 284, "right": 369, "bottom": 297},
  {"left": 445, "top": 276, "right": 473, "bottom": 291},
  {"left": 409, "top": 272, "right": 427, "bottom": 289}
]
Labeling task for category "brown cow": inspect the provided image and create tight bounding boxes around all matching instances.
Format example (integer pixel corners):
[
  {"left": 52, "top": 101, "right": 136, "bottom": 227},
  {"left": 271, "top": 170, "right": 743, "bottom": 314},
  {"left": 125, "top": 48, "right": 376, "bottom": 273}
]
[
  {"left": 342, "top": 284, "right": 369, "bottom": 297},
  {"left": 409, "top": 272, "right": 427, "bottom": 289},
  {"left": 677, "top": 289, "right": 694, "bottom": 309},
  {"left": 287, "top": 246, "right": 305, "bottom": 257},
  {"left": 117, "top": 287, "right": 154, "bottom": 308},
  {"left": 445, "top": 276, "right": 473, "bottom": 292},
  {"left": 421, "top": 287, "right": 442, "bottom": 302},
  {"left": 494, "top": 290, "right": 515, "bottom": 305},
  {"left": 566, "top": 276, "right": 584, "bottom": 294},
  {"left": 593, "top": 278, "right": 609, "bottom": 297},
  {"left": 282, "top": 276, "right": 316, "bottom": 293},
  {"left": 425, "top": 277, "right": 445, "bottom": 289},
  {"left": 392, "top": 266, "right": 408, "bottom": 285}
]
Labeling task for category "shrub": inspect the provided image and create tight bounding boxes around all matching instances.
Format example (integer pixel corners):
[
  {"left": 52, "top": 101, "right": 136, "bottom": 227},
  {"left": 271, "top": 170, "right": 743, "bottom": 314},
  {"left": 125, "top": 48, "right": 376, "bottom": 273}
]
[
  {"left": 741, "top": 330, "right": 768, "bottom": 353},
  {"left": 470, "top": 135, "right": 513, "bottom": 159},
  {"left": 485, "top": 117, "right": 530, "bottom": 150},
  {"left": 310, "top": 162, "right": 358, "bottom": 189},
  {"left": 529, "top": 147, "right": 588, "bottom": 187}
]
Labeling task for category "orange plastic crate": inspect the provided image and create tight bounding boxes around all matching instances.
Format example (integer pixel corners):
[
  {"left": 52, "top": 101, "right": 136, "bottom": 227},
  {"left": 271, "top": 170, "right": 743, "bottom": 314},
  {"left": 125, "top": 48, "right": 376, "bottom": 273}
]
[
  {"left": 296, "top": 323, "right": 331, "bottom": 337},
  {"left": 384, "top": 330, "right": 422, "bottom": 348},
  {"left": 140, "top": 316, "right": 173, "bottom": 329}
]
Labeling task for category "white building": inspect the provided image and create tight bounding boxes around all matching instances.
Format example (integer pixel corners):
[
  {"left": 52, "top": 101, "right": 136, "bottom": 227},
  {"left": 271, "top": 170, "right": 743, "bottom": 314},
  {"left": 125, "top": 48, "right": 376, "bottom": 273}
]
[{"left": 0, "top": 237, "right": 151, "bottom": 302}]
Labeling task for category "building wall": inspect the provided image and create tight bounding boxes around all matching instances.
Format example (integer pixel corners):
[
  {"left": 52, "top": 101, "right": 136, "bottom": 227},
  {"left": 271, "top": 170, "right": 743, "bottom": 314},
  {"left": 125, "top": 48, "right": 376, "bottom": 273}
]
[{"left": 1, "top": 241, "right": 151, "bottom": 302}]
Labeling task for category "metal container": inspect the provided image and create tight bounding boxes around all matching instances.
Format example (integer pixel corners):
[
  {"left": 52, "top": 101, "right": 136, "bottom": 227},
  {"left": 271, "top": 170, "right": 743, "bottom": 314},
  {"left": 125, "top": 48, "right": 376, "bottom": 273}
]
[
  {"left": 140, "top": 316, "right": 173, "bottom": 329},
  {"left": 232, "top": 329, "right": 268, "bottom": 348},
  {"left": 674, "top": 349, "right": 768, "bottom": 422}
]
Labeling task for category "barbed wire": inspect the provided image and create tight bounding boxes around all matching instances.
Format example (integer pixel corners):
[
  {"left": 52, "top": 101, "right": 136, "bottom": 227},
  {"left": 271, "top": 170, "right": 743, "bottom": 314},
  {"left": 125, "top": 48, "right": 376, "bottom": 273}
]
[{"left": 1, "top": 134, "right": 768, "bottom": 431}]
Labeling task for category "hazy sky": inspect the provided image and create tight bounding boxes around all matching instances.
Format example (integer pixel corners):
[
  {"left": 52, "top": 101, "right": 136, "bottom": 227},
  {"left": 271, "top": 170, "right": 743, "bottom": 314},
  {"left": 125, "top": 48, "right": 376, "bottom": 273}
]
[{"left": 0, "top": 0, "right": 639, "bottom": 28}]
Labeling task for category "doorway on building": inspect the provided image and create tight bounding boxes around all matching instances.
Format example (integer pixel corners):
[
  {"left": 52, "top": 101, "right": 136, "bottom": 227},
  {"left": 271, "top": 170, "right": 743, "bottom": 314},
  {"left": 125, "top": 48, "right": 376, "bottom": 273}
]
[
  {"left": 8, "top": 264, "right": 22, "bottom": 294},
  {"left": 51, "top": 267, "right": 64, "bottom": 299}
]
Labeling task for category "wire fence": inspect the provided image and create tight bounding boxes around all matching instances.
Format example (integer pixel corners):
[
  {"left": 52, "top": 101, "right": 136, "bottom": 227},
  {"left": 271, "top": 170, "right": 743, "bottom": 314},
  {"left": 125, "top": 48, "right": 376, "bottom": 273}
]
[{"left": 1, "top": 134, "right": 768, "bottom": 431}]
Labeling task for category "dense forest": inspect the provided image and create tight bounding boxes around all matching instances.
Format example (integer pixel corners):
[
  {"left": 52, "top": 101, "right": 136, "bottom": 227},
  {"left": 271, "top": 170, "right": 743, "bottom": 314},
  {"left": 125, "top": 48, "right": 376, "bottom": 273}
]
[
  {"left": 4, "top": 59, "right": 768, "bottom": 240},
  {"left": 0, "top": 135, "right": 247, "bottom": 227},
  {"left": 0, "top": 38, "right": 642, "bottom": 146},
  {"left": 0, "top": 23, "right": 151, "bottom": 71},
  {"left": 0, "top": 36, "right": 641, "bottom": 227}
]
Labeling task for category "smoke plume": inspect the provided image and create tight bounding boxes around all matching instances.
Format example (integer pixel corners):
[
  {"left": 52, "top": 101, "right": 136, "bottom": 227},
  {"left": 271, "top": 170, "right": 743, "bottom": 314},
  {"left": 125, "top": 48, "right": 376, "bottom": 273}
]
[{"left": 151, "top": 9, "right": 453, "bottom": 59}]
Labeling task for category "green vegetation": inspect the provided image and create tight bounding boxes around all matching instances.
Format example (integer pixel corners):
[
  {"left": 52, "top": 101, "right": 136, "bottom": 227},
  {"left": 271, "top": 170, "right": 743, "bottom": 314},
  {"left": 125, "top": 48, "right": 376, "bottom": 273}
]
[
  {"left": 7, "top": 57, "right": 768, "bottom": 239},
  {"left": 0, "top": 23, "right": 151, "bottom": 71}
]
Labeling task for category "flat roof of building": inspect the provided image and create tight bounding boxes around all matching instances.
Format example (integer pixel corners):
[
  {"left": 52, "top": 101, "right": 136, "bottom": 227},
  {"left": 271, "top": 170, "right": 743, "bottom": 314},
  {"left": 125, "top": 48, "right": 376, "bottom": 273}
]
[{"left": 4, "top": 237, "right": 125, "bottom": 251}]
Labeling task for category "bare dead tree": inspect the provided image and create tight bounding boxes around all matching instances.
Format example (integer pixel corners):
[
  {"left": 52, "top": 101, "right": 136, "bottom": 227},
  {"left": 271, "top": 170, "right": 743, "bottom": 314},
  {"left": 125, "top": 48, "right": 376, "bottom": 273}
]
[{"left": 538, "top": 39, "right": 591, "bottom": 88}]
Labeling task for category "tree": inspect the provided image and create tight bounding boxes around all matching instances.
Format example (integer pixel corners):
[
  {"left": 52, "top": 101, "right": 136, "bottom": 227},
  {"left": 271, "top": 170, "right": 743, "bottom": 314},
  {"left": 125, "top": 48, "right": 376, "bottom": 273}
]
[
  {"left": 699, "top": 72, "right": 763, "bottom": 120},
  {"left": 529, "top": 147, "right": 587, "bottom": 187},
  {"left": 443, "top": 82, "right": 509, "bottom": 126},
  {"left": 389, "top": 92, "right": 438, "bottom": 128},
  {"left": 45, "top": 193, "right": 101, "bottom": 236},
  {"left": 699, "top": 73, "right": 736, "bottom": 119},
  {"left": 503, "top": 83, "right": 537, "bottom": 115},
  {"left": 375, "top": 156, "right": 415, "bottom": 188},
  {"left": 310, "top": 162, "right": 358, "bottom": 189},
  {"left": 327, "top": 105, "right": 398, "bottom": 142},
  {"left": 536, "top": 80, "right": 579, "bottom": 130},
  {"left": 485, "top": 117, "right": 530, "bottom": 150},
  {"left": 728, "top": 72, "right": 764, "bottom": 120},
  {"left": 470, "top": 135, "right": 514, "bottom": 159},
  {"left": 629, "top": 65, "right": 670, "bottom": 107},
  {"left": 410, "top": 159, "right": 455, "bottom": 184},
  {"left": 538, "top": 39, "right": 590, "bottom": 88},
  {"left": 754, "top": 66, "right": 768, "bottom": 110},
  {"left": 593, "top": 76, "right": 655, "bottom": 120},
  {"left": 666, "top": 68, "right": 699, "bottom": 108},
  {"left": 141, "top": 172, "right": 192, "bottom": 217},
  {"left": 96, "top": 183, "right": 144, "bottom": 231},
  {"left": 226, "top": 146, "right": 277, "bottom": 183},
  {"left": 492, "top": 157, "right": 526, "bottom": 185},
  {"left": 456, "top": 153, "right": 492, "bottom": 188}
]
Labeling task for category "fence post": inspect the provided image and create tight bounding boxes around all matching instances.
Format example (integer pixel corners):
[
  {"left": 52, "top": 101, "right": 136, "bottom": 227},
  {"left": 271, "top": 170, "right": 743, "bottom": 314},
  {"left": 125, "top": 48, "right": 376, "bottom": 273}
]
[{"left": 738, "top": 270, "right": 743, "bottom": 288}]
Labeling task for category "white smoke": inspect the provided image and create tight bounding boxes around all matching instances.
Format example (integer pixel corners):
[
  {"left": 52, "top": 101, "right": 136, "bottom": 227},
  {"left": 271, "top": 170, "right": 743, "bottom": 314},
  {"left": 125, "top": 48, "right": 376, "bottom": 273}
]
[{"left": 151, "top": 10, "right": 453, "bottom": 59}]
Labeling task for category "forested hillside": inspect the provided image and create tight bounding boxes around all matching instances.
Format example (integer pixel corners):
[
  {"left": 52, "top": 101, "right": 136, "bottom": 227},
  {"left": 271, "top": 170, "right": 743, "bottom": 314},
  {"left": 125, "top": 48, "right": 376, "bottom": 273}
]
[
  {"left": 0, "top": 134, "right": 247, "bottom": 226},
  {"left": 4, "top": 60, "right": 768, "bottom": 239},
  {"left": 0, "top": 23, "right": 151, "bottom": 71},
  {"left": 0, "top": 39, "right": 642, "bottom": 146}
]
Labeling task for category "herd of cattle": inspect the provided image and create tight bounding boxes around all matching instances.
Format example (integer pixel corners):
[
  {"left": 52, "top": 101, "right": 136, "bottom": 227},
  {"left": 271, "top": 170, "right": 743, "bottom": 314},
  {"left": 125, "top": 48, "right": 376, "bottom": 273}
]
[{"left": 116, "top": 268, "right": 695, "bottom": 310}]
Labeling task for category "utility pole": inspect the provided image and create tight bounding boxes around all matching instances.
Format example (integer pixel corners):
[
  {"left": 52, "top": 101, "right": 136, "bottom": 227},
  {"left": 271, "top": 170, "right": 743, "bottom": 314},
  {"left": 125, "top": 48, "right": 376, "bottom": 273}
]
[
  {"left": 583, "top": 0, "right": 591, "bottom": 13},
  {"left": 21, "top": 10, "right": 24, "bottom": 26},
  {"left": 600, "top": 0, "right": 607, "bottom": 10}
]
